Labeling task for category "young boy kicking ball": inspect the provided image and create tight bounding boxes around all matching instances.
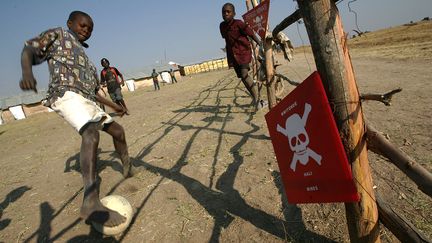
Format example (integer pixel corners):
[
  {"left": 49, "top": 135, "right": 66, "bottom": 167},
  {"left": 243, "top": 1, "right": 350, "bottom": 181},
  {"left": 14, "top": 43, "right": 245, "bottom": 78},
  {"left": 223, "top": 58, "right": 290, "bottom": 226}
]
[{"left": 20, "top": 11, "right": 133, "bottom": 227}]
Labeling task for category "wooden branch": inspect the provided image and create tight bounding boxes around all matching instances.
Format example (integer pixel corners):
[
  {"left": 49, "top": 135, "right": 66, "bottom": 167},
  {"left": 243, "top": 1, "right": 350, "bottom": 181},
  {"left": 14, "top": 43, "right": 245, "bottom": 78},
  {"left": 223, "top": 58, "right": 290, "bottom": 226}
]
[
  {"left": 297, "top": 0, "right": 380, "bottom": 241},
  {"left": 366, "top": 124, "right": 432, "bottom": 197},
  {"left": 376, "top": 193, "right": 431, "bottom": 243},
  {"left": 264, "top": 36, "right": 277, "bottom": 108},
  {"left": 275, "top": 73, "right": 300, "bottom": 86},
  {"left": 360, "top": 88, "right": 402, "bottom": 106},
  {"left": 272, "top": 10, "right": 301, "bottom": 39},
  {"left": 272, "top": 0, "right": 341, "bottom": 38},
  {"left": 273, "top": 76, "right": 400, "bottom": 104},
  {"left": 245, "top": 0, "right": 252, "bottom": 10}
]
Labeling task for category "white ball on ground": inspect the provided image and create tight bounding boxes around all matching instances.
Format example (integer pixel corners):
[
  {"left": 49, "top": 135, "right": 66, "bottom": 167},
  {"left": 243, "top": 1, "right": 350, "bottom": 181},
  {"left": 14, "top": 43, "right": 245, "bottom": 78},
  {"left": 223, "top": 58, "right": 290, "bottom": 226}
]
[{"left": 91, "top": 195, "right": 133, "bottom": 236}]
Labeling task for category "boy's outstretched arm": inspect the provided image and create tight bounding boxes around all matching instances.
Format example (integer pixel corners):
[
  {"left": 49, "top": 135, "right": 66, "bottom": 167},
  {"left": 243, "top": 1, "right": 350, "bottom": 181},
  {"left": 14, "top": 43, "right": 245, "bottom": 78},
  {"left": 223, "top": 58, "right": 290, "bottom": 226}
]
[
  {"left": 117, "top": 70, "right": 125, "bottom": 86},
  {"left": 20, "top": 46, "right": 38, "bottom": 93},
  {"left": 251, "top": 33, "right": 261, "bottom": 46},
  {"left": 96, "top": 90, "right": 126, "bottom": 116},
  {"left": 120, "top": 74, "right": 125, "bottom": 86}
]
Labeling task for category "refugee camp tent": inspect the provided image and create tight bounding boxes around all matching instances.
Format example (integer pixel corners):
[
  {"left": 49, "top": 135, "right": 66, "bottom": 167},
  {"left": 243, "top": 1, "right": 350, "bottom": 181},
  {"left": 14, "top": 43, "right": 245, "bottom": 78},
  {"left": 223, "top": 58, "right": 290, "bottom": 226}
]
[
  {"left": 0, "top": 90, "right": 48, "bottom": 123},
  {"left": 160, "top": 71, "right": 172, "bottom": 83}
]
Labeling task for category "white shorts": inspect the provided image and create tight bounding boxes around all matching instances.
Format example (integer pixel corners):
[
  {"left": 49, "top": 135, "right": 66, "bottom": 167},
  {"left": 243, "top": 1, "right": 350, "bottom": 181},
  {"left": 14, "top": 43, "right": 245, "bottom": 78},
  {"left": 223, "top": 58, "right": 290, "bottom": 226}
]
[{"left": 51, "top": 91, "right": 114, "bottom": 133}]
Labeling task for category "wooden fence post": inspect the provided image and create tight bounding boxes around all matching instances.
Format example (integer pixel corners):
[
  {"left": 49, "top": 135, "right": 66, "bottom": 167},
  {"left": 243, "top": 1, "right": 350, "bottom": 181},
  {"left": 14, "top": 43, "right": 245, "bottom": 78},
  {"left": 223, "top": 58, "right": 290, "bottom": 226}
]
[
  {"left": 296, "top": 0, "right": 380, "bottom": 242},
  {"left": 246, "top": 0, "right": 259, "bottom": 83},
  {"left": 259, "top": 0, "right": 277, "bottom": 108},
  {"left": 264, "top": 36, "right": 277, "bottom": 108}
]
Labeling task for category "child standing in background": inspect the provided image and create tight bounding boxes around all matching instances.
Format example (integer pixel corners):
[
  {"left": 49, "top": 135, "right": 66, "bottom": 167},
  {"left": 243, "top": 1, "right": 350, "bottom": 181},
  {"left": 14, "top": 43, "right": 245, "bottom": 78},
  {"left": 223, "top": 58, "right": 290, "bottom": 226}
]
[{"left": 100, "top": 58, "right": 129, "bottom": 115}]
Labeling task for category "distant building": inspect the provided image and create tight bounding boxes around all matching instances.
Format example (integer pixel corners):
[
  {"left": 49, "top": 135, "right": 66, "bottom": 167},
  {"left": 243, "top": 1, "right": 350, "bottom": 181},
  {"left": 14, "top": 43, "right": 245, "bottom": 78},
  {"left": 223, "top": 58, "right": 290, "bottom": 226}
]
[
  {"left": 0, "top": 58, "right": 228, "bottom": 124},
  {"left": 0, "top": 90, "right": 50, "bottom": 124}
]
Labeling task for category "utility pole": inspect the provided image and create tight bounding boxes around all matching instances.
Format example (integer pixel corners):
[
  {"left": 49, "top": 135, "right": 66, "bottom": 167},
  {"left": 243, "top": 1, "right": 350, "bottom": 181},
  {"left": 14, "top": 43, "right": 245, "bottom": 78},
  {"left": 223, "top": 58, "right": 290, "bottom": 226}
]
[{"left": 296, "top": 0, "right": 380, "bottom": 242}]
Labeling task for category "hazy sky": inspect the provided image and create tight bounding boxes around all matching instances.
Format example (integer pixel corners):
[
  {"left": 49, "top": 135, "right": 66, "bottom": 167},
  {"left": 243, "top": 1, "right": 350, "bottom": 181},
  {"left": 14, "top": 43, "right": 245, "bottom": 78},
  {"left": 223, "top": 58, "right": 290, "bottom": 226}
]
[{"left": 1, "top": 0, "right": 431, "bottom": 97}]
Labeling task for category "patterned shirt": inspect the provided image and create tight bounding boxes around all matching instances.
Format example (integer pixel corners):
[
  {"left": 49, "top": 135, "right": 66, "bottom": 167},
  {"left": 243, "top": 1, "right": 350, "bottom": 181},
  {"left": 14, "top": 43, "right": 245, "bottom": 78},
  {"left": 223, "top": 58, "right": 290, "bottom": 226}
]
[
  {"left": 25, "top": 27, "right": 99, "bottom": 104},
  {"left": 220, "top": 19, "right": 255, "bottom": 67}
]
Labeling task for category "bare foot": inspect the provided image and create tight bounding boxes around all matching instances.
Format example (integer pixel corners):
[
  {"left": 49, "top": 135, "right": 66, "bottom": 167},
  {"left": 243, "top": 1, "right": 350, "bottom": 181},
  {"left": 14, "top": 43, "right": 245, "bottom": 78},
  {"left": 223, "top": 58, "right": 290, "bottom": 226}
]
[
  {"left": 129, "top": 165, "right": 142, "bottom": 177},
  {"left": 122, "top": 158, "right": 131, "bottom": 178},
  {"left": 80, "top": 200, "right": 126, "bottom": 227},
  {"left": 121, "top": 156, "right": 143, "bottom": 178}
]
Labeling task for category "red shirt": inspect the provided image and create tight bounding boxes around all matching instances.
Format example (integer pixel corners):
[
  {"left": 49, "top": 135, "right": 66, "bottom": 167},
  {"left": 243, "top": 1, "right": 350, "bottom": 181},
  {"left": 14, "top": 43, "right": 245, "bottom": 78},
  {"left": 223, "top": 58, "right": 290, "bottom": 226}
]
[{"left": 220, "top": 19, "right": 255, "bottom": 67}]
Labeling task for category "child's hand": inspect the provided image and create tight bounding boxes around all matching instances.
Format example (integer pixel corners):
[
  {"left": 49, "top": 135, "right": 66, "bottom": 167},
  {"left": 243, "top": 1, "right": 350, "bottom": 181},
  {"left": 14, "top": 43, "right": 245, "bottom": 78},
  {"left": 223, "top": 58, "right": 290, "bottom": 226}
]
[
  {"left": 20, "top": 75, "right": 38, "bottom": 93},
  {"left": 113, "top": 104, "right": 127, "bottom": 117}
]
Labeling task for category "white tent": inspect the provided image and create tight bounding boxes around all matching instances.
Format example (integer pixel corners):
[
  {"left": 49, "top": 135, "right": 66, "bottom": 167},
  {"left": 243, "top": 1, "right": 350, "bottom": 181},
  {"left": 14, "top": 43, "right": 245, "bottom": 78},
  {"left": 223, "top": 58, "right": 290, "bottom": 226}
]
[
  {"left": 9, "top": 105, "right": 26, "bottom": 120},
  {"left": 160, "top": 72, "right": 172, "bottom": 83},
  {"left": 125, "top": 79, "right": 136, "bottom": 91}
]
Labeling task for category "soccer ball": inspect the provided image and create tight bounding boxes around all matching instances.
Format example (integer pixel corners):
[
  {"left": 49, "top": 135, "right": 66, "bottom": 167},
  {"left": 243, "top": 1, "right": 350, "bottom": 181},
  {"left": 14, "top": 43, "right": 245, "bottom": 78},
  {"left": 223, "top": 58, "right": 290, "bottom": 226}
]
[{"left": 91, "top": 195, "right": 133, "bottom": 235}]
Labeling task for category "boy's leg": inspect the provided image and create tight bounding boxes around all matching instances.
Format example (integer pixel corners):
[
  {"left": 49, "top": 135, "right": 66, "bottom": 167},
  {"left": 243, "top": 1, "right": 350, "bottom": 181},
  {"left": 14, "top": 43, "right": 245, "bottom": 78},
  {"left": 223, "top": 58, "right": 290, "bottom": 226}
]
[
  {"left": 111, "top": 89, "right": 127, "bottom": 113},
  {"left": 79, "top": 122, "right": 126, "bottom": 226},
  {"left": 115, "top": 89, "right": 128, "bottom": 111},
  {"left": 103, "top": 121, "right": 133, "bottom": 178},
  {"left": 119, "top": 99, "right": 129, "bottom": 114},
  {"left": 240, "top": 68, "right": 259, "bottom": 103},
  {"left": 50, "top": 91, "right": 124, "bottom": 226}
]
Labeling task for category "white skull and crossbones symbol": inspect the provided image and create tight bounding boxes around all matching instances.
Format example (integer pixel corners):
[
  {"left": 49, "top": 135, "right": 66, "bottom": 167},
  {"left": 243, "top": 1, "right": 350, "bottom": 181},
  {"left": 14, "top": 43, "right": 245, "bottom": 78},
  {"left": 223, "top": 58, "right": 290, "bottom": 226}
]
[
  {"left": 253, "top": 15, "right": 266, "bottom": 36},
  {"left": 277, "top": 103, "right": 322, "bottom": 172}
]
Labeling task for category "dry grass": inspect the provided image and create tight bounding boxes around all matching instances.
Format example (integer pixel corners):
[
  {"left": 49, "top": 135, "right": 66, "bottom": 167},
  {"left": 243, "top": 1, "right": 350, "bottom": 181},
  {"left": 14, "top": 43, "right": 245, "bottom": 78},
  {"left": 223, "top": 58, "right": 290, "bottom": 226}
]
[{"left": 294, "top": 20, "right": 432, "bottom": 60}]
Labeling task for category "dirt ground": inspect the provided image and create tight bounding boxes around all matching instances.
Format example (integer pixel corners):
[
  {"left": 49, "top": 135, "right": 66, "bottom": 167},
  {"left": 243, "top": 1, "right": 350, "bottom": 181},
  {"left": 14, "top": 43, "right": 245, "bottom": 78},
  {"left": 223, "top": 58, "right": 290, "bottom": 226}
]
[{"left": 1, "top": 20, "right": 431, "bottom": 242}]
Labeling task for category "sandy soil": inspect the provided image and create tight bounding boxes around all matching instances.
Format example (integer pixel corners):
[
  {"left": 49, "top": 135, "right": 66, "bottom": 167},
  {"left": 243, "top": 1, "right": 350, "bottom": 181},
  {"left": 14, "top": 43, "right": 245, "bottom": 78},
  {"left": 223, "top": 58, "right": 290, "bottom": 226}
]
[{"left": 0, "top": 20, "right": 431, "bottom": 242}]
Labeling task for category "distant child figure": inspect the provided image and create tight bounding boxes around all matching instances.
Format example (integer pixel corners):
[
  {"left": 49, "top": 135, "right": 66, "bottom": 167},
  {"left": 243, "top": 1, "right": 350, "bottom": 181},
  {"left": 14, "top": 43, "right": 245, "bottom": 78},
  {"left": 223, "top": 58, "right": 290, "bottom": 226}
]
[
  {"left": 20, "top": 11, "right": 133, "bottom": 227},
  {"left": 100, "top": 58, "right": 129, "bottom": 115},
  {"left": 151, "top": 69, "right": 160, "bottom": 90},
  {"left": 220, "top": 3, "right": 264, "bottom": 110},
  {"left": 170, "top": 69, "right": 178, "bottom": 84}
]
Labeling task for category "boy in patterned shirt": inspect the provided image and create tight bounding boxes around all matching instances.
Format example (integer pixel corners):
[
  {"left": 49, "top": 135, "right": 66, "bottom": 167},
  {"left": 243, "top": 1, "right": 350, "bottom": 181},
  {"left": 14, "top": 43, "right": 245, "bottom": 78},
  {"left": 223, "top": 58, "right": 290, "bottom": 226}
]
[{"left": 20, "top": 11, "right": 131, "bottom": 227}]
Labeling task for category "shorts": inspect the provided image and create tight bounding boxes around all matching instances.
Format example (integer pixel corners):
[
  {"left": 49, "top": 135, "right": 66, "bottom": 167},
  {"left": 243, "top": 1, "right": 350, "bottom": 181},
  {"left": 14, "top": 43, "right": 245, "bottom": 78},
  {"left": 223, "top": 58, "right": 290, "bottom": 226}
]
[
  {"left": 233, "top": 63, "right": 250, "bottom": 78},
  {"left": 50, "top": 91, "right": 114, "bottom": 134},
  {"left": 109, "top": 88, "right": 123, "bottom": 102}
]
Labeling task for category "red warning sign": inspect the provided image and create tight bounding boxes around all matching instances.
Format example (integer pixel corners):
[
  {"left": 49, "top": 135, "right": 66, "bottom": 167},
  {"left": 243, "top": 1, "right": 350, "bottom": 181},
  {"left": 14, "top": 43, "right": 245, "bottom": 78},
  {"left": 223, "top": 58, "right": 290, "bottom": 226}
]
[
  {"left": 265, "top": 71, "right": 359, "bottom": 203},
  {"left": 242, "top": 0, "right": 270, "bottom": 40}
]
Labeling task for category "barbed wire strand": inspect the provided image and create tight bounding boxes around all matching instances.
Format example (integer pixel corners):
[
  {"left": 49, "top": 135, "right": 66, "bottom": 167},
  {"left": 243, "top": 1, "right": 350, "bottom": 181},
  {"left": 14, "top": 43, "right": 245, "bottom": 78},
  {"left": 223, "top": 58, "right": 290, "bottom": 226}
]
[
  {"left": 348, "top": 0, "right": 362, "bottom": 34},
  {"left": 296, "top": 21, "right": 313, "bottom": 73}
]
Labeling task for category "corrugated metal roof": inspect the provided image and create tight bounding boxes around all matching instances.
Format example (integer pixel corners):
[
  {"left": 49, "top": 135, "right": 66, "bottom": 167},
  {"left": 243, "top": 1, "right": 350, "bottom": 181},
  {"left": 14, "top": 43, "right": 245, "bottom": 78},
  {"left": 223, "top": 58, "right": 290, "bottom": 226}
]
[
  {"left": 20, "top": 91, "right": 47, "bottom": 104},
  {"left": 0, "top": 90, "right": 47, "bottom": 109},
  {"left": 2, "top": 96, "right": 22, "bottom": 108},
  {"left": 122, "top": 64, "right": 178, "bottom": 80}
]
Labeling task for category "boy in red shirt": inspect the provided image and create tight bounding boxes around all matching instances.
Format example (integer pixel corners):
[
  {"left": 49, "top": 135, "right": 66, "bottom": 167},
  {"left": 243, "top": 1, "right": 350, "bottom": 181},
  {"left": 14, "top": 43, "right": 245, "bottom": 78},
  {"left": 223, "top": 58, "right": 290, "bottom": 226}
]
[
  {"left": 220, "top": 3, "right": 263, "bottom": 110},
  {"left": 100, "top": 58, "right": 129, "bottom": 115}
]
